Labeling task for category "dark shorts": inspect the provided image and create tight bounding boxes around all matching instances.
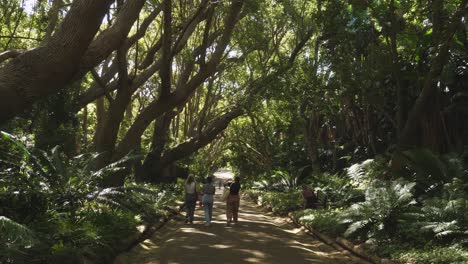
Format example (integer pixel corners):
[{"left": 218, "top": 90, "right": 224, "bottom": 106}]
[
  {"left": 305, "top": 197, "right": 318, "bottom": 209},
  {"left": 185, "top": 193, "right": 197, "bottom": 203}
]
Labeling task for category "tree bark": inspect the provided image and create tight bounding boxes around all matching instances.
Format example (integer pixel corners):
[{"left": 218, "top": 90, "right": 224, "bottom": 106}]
[
  {"left": 95, "top": 45, "right": 132, "bottom": 173},
  {"left": 397, "top": 0, "right": 468, "bottom": 150},
  {"left": 0, "top": 0, "right": 114, "bottom": 124},
  {"left": 112, "top": 0, "right": 245, "bottom": 161},
  {"left": 74, "top": 0, "right": 147, "bottom": 79},
  {"left": 43, "top": 0, "right": 64, "bottom": 43},
  {"left": 159, "top": 0, "right": 173, "bottom": 99},
  {"left": 389, "top": 0, "right": 406, "bottom": 135},
  {"left": 159, "top": 107, "right": 243, "bottom": 168},
  {"left": 140, "top": 111, "right": 176, "bottom": 182}
]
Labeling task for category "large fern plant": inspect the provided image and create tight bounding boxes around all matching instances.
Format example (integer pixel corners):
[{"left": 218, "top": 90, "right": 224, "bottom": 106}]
[
  {"left": 406, "top": 177, "right": 468, "bottom": 245},
  {"left": 1, "top": 131, "right": 175, "bottom": 263},
  {"left": 340, "top": 180, "right": 418, "bottom": 241},
  {"left": 398, "top": 149, "right": 464, "bottom": 197},
  {"left": 419, "top": 198, "right": 468, "bottom": 243},
  {"left": 0, "top": 216, "right": 37, "bottom": 263},
  {"left": 0, "top": 131, "right": 145, "bottom": 216}
]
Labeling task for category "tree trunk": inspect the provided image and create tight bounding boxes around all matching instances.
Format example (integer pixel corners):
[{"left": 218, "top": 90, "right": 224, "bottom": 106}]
[
  {"left": 389, "top": 0, "right": 406, "bottom": 135},
  {"left": 140, "top": 112, "right": 175, "bottom": 183},
  {"left": 304, "top": 113, "right": 321, "bottom": 174},
  {"left": 97, "top": 48, "right": 133, "bottom": 185},
  {"left": 0, "top": 0, "right": 114, "bottom": 123},
  {"left": 397, "top": 0, "right": 467, "bottom": 150}
]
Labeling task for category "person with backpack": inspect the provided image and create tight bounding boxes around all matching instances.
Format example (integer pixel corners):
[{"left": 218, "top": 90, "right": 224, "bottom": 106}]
[{"left": 202, "top": 176, "right": 216, "bottom": 226}]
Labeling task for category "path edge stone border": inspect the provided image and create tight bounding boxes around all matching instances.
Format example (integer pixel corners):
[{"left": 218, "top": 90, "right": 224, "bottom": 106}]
[
  {"left": 287, "top": 212, "right": 398, "bottom": 264},
  {"left": 244, "top": 194, "right": 397, "bottom": 264},
  {"left": 110, "top": 205, "right": 183, "bottom": 264}
]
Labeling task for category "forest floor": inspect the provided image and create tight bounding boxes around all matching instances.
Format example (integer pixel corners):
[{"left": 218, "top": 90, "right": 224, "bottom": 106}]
[{"left": 115, "top": 171, "right": 369, "bottom": 264}]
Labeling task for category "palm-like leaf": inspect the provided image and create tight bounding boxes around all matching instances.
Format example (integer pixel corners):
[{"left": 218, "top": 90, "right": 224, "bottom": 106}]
[
  {"left": 341, "top": 180, "right": 417, "bottom": 240},
  {"left": 0, "top": 216, "right": 36, "bottom": 246}
]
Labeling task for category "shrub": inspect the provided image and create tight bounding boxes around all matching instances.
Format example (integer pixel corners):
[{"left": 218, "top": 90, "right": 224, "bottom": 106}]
[
  {"left": 401, "top": 177, "right": 468, "bottom": 246},
  {"left": 243, "top": 189, "right": 264, "bottom": 202},
  {"left": 394, "top": 246, "right": 468, "bottom": 264},
  {"left": 251, "top": 169, "right": 302, "bottom": 192},
  {"left": 310, "top": 172, "right": 364, "bottom": 208},
  {"left": 292, "top": 209, "right": 346, "bottom": 235},
  {"left": 245, "top": 189, "right": 302, "bottom": 215},
  {"left": 0, "top": 132, "right": 178, "bottom": 263},
  {"left": 259, "top": 191, "right": 302, "bottom": 215},
  {"left": 340, "top": 180, "right": 418, "bottom": 241}
]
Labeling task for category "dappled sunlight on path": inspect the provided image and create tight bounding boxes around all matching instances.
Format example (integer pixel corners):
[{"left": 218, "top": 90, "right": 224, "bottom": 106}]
[{"left": 116, "top": 171, "right": 368, "bottom": 264}]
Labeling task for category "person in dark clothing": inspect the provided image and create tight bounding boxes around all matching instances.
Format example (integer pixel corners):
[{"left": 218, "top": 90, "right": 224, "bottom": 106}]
[
  {"left": 302, "top": 185, "right": 318, "bottom": 209},
  {"left": 226, "top": 176, "right": 241, "bottom": 226},
  {"left": 184, "top": 176, "right": 197, "bottom": 224}
]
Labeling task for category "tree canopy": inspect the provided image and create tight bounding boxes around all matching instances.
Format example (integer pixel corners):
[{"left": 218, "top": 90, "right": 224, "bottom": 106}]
[{"left": 1, "top": 0, "right": 468, "bottom": 262}]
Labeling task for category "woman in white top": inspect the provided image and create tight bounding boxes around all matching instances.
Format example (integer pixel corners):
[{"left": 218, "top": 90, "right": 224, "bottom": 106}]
[
  {"left": 184, "top": 175, "right": 197, "bottom": 224},
  {"left": 202, "top": 176, "right": 216, "bottom": 226}
]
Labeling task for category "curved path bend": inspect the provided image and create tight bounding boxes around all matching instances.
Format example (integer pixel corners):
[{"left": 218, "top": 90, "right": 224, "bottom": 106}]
[{"left": 116, "top": 176, "right": 369, "bottom": 264}]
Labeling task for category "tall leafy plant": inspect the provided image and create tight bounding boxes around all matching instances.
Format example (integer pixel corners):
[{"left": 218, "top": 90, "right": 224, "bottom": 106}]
[{"left": 340, "top": 180, "right": 417, "bottom": 241}]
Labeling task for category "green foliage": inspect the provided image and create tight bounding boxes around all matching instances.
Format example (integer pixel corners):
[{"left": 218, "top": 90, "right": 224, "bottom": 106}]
[
  {"left": 346, "top": 157, "right": 389, "bottom": 188},
  {"left": 292, "top": 209, "right": 346, "bottom": 235},
  {"left": 393, "top": 246, "right": 468, "bottom": 264},
  {"left": 246, "top": 189, "right": 302, "bottom": 215},
  {"left": 0, "top": 216, "right": 37, "bottom": 263},
  {"left": 418, "top": 198, "right": 468, "bottom": 244},
  {"left": 311, "top": 172, "right": 364, "bottom": 208},
  {"left": 251, "top": 169, "right": 303, "bottom": 191},
  {"left": 398, "top": 149, "right": 465, "bottom": 197},
  {"left": 401, "top": 176, "right": 468, "bottom": 245},
  {"left": 262, "top": 191, "right": 302, "bottom": 215},
  {"left": 244, "top": 189, "right": 264, "bottom": 202},
  {"left": 340, "top": 180, "right": 417, "bottom": 241},
  {"left": 0, "top": 132, "right": 177, "bottom": 263}
]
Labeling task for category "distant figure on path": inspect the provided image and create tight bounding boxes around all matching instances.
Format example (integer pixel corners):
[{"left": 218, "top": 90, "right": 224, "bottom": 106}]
[
  {"left": 202, "top": 176, "right": 216, "bottom": 226},
  {"left": 218, "top": 180, "right": 222, "bottom": 189},
  {"left": 184, "top": 175, "right": 197, "bottom": 224},
  {"left": 302, "top": 185, "right": 318, "bottom": 209},
  {"left": 225, "top": 176, "right": 241, "bottom": 226}
]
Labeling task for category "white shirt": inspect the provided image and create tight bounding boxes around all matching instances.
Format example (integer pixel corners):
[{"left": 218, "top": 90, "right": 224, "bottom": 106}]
[{"left": 185, "top": 182, "right": 196, "bottom": 194}]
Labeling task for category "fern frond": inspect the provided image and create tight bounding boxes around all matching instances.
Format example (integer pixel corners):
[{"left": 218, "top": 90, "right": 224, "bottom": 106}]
[
  {"left": 344, "top": 219, "right": 371, "bottom": 237},
  {"left": 0, "top": 216, "right": 36, "bottom": 246}
]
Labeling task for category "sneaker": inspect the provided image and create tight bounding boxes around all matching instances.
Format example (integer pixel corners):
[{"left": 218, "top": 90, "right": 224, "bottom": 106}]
[{"left": 205, "top": 223, "right": 210, "bottom": 226}]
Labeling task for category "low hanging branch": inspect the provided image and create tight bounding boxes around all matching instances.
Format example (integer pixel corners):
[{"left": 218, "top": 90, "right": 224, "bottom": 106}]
[
  {"left": 0, "top": 49, "right": 24, "bottom": 63},
  {"left": 112, "top": 0, "right": 246, "bottom": 161},
  {"left": 0, "top": 0, "right": 114, "bottom": 124},
  {"left": 159, "top": 107, "right": 244, "bottom": 167}
]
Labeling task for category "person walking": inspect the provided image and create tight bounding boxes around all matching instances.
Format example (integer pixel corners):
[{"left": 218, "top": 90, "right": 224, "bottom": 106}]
[
  {"left": 184, "top": 175, "right": 197, "bottom": 224},
  {"left": 202, "top": 176, "right": 216, "bottom": 226},
  {"left": 226, "top": 176, "right": 241, "bottom": 226}
]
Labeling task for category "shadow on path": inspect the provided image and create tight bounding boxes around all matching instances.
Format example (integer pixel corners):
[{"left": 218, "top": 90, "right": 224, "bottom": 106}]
[{"left": 117, "top": 189, "right": 369, "bottom": 264}]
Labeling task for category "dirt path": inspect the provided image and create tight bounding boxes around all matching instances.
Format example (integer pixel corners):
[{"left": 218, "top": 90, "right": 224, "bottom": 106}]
[{"left": 116, "top": 188, "right": 369, "bottom": 264}]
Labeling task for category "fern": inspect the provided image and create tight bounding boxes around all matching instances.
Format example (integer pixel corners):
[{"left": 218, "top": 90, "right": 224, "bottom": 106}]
[
  {"left": 399, "top": 149, "right": 464, "bottom": 197},
  {"left": 340, "top": 180, "right": 417, "bottom": 240},
  {"left": 418, "top": 197, "right": 468, "bottom": 243},
  {"left": 0, "top": 216, "right": 36, "bottom": 246}
]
